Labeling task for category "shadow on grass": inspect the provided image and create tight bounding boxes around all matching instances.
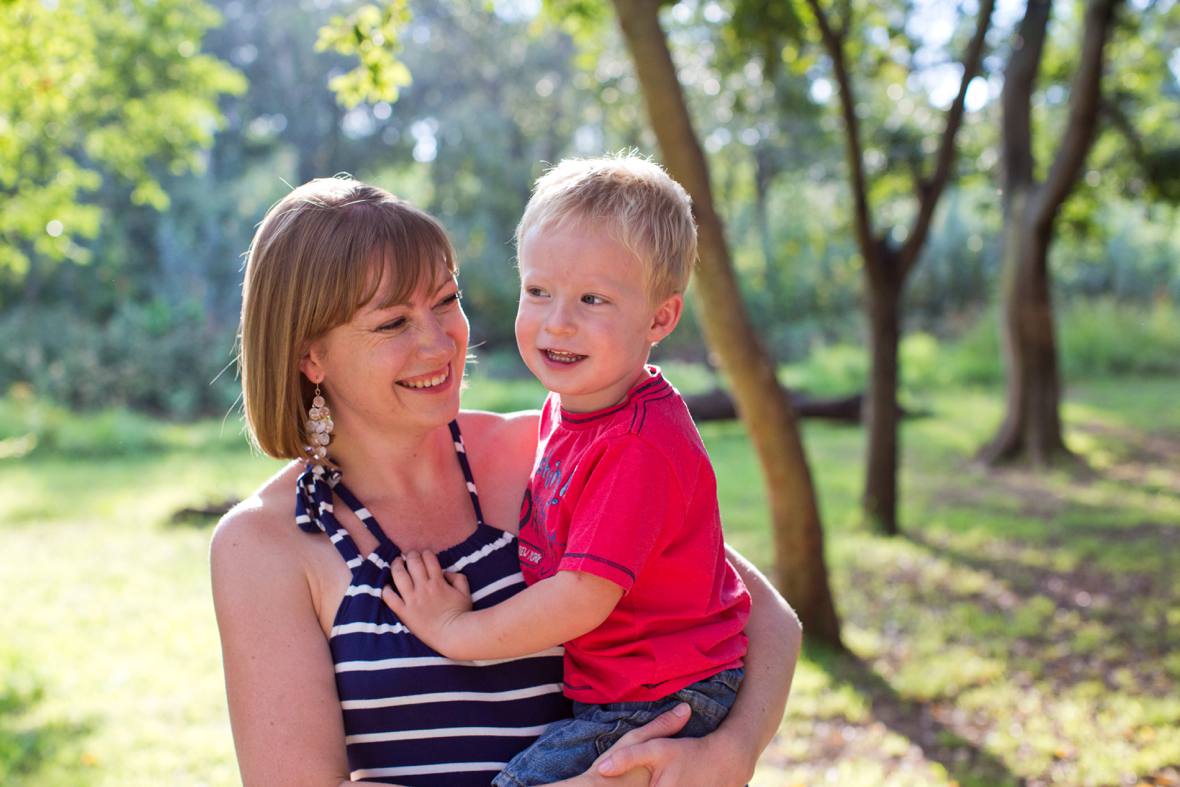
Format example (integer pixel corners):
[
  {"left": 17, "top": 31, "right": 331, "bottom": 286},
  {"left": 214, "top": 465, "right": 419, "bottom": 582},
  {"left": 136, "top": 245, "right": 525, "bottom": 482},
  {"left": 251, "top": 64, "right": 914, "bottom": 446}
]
[
  {"left": 165, "top": 497, "right": 239, "bottom": 528},
  {"left": 806, "top": 642, "right": 1025, "bottom": 787},
  {"left": 906, "top": 526, "right": 1176, "bottom": 692},
  {"left": 0, "top": 671, "right": 93, "bottom": 784},
  {"left": 821, "top": 508, "right": 1180, "bottom": 782}
]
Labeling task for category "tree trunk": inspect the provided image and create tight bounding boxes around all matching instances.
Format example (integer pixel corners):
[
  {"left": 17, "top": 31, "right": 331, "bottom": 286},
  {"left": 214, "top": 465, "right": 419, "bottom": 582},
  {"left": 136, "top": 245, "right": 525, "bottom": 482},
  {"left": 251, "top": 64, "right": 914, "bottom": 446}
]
[
  {"left": 804, "top": 0, "right": 995, "bottom": 534},
  {"left": 753, "top": 144, "right": 788, "bottom": 314},
  {"left": 981, "top": 191, "right": 1069, "bottom": 464},
  {"left": 982, "top": 0, "right": 1121, "bottom": 466},
  {"left": 612, "top": 0, "right": 842, "bottom": 648},
  {"left": 863, "top": 250, "right": 903, "bottom": 534}
]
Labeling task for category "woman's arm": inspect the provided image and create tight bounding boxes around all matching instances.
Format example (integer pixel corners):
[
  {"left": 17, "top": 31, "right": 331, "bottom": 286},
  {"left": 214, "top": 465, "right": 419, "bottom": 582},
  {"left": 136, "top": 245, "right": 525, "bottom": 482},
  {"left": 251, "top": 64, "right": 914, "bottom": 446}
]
[
  {"left": 595, "top": 546, "right": 802, "bottom": 786},
  {"left": 211, "top": 503, "right": 386, "bottom": 787}
]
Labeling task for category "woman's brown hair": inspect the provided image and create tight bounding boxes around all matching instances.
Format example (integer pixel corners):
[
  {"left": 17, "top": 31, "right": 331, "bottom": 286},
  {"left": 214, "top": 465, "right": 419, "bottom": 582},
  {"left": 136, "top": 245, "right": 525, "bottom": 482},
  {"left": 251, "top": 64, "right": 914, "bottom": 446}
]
[{"left": 239, "top": 177, "right": 456, "bottom": 460}]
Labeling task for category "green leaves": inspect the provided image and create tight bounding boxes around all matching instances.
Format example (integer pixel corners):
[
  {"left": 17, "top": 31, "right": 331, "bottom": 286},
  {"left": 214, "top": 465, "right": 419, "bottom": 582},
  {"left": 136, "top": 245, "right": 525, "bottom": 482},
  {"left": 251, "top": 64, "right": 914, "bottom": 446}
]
[
  {"left": 316, "top": 1, "right": 413, "bottom": 108},
  {"left": 0, "top": 0, "right": 244, "bottom": 280}
]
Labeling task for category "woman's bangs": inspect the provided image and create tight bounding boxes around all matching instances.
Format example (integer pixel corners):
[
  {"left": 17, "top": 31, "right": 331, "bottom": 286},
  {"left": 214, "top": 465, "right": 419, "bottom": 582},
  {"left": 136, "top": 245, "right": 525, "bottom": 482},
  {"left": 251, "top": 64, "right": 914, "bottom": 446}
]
[{"left": 369, "top": 222, "right": 456, "bottom": 311}]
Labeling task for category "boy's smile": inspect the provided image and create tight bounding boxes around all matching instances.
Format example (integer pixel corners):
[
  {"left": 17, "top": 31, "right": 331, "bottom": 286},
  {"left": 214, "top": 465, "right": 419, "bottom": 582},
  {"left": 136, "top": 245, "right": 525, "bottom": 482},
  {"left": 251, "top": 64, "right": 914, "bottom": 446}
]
[
  {"left": 542, "top": 349, "right": 586, "bottom": 365},
  {"left": 515, "top": 219, "right": 682, "bottom": 413}
]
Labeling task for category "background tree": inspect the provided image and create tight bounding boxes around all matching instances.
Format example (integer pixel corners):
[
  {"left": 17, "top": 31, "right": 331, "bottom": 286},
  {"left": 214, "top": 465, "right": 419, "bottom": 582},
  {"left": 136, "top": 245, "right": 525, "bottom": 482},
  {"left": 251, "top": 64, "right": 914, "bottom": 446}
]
[
  {"left": 605, "top": 0, "right": 842, "bottom": 646},
  {"left": 0, "top": 0, "right": 244, "bottom": 293},
  {"left": 4, "top": 0, "right": 1177, "bottom": 434},
  {"left": 980, "top": 0, "right": 1122, "bottom": 466},
  {"left": 790, "top": 0, "right": 995, "bottom": 533},
  {"left": 321, "top": 0, "right": 844, "bottom": 644}
]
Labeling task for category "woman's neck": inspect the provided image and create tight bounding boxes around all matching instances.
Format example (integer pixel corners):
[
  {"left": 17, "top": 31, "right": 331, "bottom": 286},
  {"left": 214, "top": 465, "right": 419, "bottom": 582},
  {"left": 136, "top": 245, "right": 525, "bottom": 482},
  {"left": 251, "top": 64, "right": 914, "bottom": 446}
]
[{"left": 327, "top": 419, "right": 454, "bottom": 503}]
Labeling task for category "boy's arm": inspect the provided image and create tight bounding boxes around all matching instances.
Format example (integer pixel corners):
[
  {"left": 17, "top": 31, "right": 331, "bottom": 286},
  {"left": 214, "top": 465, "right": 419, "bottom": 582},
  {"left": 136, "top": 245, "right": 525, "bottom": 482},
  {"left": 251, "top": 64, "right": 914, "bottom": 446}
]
[{"left": 383, "top": 550, "right": 623, "bottom": 661}]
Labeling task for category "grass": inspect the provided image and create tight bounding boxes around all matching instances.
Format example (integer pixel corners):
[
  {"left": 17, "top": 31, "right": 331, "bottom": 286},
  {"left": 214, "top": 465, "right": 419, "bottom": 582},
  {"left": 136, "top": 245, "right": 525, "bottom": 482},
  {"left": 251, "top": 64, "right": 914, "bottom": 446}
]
[
  {"left": 1, "top": 373, "right": 1178, "bottom": 785},
  {"left": 739, "top": 377, "right": 1180, "bottom": 787}
]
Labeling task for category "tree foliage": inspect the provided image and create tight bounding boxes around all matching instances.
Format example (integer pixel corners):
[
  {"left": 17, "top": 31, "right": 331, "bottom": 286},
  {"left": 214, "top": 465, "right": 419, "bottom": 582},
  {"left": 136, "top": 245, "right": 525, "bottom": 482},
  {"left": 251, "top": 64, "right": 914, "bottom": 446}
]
[
  {"left": 0, "top": 0, "right": 244, "bottom": 282},
  {"left": 316, "top": 1, "right": 413, "bottom": 108},
  {"left": 2, "top": 0, "right": 1177, "bottom": 421}
]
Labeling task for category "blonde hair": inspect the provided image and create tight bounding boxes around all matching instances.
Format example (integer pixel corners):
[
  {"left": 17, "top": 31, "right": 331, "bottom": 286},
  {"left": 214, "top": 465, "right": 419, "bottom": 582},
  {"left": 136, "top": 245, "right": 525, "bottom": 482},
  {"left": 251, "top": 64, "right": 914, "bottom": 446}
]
[
  {"left": 515, "top": 153, "right": 697, "bottom": 301},
  {"left": 239, "top": 177, "right": 456, "bottom": 460}
]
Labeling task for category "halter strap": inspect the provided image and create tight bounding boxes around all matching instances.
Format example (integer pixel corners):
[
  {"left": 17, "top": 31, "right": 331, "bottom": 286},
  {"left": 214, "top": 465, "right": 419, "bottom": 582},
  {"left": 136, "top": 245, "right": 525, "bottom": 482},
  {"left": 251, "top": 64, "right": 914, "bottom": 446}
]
[
  {"left": 295, "top": 463, "right": 365, "bottom": 565},
  {"left": 449, "top": 420, "right": 487, "bottom": 527},
  {"left": 295, "top": 420, "right": 486, "bottom": 566}
]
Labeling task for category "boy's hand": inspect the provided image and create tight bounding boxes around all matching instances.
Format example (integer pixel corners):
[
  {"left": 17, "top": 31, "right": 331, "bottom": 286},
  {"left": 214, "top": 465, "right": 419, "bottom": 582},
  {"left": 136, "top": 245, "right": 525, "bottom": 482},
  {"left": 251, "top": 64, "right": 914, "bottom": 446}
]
[{"left": 382, "top": 550, "right": 473, "bottom": 655}]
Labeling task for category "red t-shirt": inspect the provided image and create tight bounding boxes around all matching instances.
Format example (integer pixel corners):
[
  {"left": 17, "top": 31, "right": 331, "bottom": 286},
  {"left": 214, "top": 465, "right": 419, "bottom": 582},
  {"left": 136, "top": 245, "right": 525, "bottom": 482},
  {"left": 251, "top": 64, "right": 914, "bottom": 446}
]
[{"left": 517, "top": 367, "right": 750, "bottom": 703}]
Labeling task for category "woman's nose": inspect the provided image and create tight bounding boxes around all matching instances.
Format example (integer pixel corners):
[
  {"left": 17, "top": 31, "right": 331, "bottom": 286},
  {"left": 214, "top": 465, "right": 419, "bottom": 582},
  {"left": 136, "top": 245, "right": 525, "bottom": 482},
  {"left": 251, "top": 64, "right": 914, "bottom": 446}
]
[{"left": 417, "top": 315, "right": 456, "bottom": 360}]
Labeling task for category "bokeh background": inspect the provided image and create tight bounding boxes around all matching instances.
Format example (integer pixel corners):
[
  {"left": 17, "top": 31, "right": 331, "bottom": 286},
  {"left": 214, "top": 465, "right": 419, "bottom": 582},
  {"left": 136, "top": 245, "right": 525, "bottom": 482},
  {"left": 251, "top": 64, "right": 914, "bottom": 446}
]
[{"left": 1, "top": 0, "right": 1178, "bottom": 784}]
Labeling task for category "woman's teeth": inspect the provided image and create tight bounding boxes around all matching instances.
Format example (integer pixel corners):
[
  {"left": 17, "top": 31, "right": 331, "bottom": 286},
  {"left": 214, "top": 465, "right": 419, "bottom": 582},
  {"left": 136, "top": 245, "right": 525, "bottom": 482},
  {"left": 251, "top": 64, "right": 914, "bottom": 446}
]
[
  {"left": 546, "top": 350, "right": 584, "bottom": 364},
  {"left": 399, "top": 369, "right": 449, "bottom": 388}
]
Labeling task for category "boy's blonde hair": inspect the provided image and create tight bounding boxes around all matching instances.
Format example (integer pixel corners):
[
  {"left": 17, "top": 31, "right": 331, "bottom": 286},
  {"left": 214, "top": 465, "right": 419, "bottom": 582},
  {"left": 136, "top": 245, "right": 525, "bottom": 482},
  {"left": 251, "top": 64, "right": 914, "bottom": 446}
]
[
  {"left": 515, "top": 154, "right": 697, "bottom": 301},
  {"left": 239, "top": 177, "right": 456, "bottom": 460}
]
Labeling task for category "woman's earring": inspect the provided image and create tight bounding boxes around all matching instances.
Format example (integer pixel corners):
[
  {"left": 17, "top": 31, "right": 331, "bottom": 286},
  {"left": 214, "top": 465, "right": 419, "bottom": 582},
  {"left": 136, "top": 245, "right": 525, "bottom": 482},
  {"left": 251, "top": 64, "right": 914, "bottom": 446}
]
[{"left": 307, "top": 384, "right": 334, "bottom": 461}]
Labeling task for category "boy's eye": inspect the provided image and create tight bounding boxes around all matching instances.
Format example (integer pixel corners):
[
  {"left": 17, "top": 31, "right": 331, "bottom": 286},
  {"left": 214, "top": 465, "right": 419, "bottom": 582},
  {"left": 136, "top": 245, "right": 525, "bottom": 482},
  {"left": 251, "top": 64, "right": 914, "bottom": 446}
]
[
  {"left": 525, "top": 286, "right": 548, "bottom": 298},
  {"left": 581, "top": 294, "right": 606, "bottom": 305}
]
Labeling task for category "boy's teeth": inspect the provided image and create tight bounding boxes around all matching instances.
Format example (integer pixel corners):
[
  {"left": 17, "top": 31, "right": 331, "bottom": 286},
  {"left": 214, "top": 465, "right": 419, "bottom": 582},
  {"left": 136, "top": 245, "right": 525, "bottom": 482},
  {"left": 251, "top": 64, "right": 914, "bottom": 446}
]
[
  {"left": 400, "top": 369, "right": 449, "bottom": 388},
  {"left": 546, "top": 350, "right": 583, "bottom": 364}
]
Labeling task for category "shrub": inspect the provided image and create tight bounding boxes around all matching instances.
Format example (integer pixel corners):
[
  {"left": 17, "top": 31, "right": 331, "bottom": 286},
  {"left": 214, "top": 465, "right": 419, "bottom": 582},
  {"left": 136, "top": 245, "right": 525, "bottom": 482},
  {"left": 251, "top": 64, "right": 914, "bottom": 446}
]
[{"left": 0, "top": 300, "right": 239, "bottom": 419}]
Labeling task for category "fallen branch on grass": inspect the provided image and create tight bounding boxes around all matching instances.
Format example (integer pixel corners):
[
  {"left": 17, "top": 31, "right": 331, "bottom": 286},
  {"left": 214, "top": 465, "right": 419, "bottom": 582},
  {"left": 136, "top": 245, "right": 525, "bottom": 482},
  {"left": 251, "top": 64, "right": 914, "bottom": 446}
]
[{"left": 684, "top": 388, "right": 920, "bottom": 423}]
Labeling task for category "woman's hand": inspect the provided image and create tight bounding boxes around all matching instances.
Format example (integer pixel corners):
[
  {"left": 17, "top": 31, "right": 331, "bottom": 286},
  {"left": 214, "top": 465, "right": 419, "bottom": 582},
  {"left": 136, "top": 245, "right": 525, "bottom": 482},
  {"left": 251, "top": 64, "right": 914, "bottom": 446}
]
[
  {"left": 592, "top": 704, "right": 752, "bottom": 787},
  {"left": 545, "top": 705, "right": 691, "bottom": 787}
]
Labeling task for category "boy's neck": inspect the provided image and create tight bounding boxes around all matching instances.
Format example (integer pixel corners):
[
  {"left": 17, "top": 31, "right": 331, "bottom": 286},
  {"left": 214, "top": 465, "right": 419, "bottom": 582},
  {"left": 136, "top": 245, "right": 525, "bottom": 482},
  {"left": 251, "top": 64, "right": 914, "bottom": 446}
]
[{"left": 557, "top": 365, "right": 656, "bottom": 414}]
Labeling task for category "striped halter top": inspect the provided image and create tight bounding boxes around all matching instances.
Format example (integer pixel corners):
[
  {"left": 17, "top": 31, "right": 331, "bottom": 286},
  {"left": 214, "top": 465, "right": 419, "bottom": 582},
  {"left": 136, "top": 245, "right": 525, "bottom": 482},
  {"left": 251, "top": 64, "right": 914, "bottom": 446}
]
[{"left": 295, "top": 421, "right": 570, "bottom": 785}]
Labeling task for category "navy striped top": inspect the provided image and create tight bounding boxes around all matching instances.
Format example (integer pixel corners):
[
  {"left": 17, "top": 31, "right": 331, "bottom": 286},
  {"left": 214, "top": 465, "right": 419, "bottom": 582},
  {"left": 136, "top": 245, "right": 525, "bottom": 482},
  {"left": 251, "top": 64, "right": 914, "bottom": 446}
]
[{"left": 295, "top": 421, "right": 570, "bottom": 785}]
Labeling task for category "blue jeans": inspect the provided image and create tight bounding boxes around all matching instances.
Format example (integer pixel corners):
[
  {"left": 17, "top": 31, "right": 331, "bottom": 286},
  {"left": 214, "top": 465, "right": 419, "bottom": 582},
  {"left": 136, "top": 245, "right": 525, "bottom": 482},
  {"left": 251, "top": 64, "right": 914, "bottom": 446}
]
[{"left": 492, "top": 668, "right": 743, "bottom": 787}]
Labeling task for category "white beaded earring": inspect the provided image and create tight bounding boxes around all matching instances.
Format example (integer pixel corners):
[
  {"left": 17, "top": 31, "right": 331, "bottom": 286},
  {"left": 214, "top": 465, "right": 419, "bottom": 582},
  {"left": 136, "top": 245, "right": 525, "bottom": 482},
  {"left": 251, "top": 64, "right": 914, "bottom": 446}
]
[{"left": 307, "top": 384, "right": 334, "bottom": 461}]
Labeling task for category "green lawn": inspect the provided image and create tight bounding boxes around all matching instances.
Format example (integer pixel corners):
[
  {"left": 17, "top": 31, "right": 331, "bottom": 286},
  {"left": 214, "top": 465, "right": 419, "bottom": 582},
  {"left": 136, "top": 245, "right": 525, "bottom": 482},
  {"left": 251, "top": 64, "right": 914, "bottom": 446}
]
[{"left": 1, "top": 375, "right": 1177, "bottom": 785}]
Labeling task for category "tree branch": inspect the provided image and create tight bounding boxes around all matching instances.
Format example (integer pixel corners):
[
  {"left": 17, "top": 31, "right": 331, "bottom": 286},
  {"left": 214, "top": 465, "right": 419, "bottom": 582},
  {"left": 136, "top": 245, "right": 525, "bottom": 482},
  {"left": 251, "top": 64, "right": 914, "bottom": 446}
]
[
  {"left": 803, "top": 0, "right": 876, "bottom": 276},
  {"left": 899, "top": 0, "right": 996, "bottom": 276},
  {"left": 1032, "top": 0, "right": 1123, "bottom": 230},
  {"left": 1000, "top": 0, "right": 1052, "bottom": 194},
  {"left": 1101, "top": 96, "right": 1148, "bottom": 166}
]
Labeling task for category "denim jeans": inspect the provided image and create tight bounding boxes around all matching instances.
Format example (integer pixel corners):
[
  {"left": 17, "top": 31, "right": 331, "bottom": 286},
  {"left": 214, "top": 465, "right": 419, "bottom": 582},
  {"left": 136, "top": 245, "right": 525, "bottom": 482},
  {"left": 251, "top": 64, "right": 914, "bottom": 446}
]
[{"left": 492, "top": 668, "right": 743, "bottom": 787}]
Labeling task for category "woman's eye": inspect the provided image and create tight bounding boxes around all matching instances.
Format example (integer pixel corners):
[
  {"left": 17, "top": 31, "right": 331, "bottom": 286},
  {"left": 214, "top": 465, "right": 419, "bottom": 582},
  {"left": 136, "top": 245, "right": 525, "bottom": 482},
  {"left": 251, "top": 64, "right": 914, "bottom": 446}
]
[
  {"left": 437, "top": 291, "right": 462, "bottom": 308},
  {"left": 378, "top": 318, "right": 407, "bottom": 332},
  {"left": 581, "top": 294, "right": 606, "bottom": 305}
]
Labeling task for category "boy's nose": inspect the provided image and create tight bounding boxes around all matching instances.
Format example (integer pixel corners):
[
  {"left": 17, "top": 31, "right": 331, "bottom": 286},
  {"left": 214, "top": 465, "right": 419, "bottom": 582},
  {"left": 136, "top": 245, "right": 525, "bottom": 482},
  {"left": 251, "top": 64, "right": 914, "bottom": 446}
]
[{"left": 543, "top": 303, "right": 576, "bottom": 336}]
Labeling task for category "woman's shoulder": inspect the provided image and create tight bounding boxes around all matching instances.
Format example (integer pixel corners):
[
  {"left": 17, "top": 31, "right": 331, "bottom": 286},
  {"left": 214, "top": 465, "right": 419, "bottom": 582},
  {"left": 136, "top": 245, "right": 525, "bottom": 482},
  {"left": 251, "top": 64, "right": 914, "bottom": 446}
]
[
  {"left": 210, "top": 461, "right": 305, "bottom": 573},
  {"left": 457, "top": 408, "right": 539, "bottom": 456},
  {"left": 455, "top": 410, "right": 540, "bottom": 532}
]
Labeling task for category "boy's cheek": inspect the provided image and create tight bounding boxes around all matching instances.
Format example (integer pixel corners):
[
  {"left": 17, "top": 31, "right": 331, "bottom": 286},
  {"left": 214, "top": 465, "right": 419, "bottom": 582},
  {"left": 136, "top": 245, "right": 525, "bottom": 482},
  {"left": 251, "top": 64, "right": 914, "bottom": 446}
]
[{"left": 514, "top": 312, "right": 539, "bottom": 339}]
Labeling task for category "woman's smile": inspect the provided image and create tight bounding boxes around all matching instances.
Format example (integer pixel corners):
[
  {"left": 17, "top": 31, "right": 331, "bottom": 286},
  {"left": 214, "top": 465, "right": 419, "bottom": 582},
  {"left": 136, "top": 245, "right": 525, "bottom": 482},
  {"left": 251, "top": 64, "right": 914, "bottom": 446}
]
[{"left": 396, "top": 365, "right": 453, "bottom": 391}]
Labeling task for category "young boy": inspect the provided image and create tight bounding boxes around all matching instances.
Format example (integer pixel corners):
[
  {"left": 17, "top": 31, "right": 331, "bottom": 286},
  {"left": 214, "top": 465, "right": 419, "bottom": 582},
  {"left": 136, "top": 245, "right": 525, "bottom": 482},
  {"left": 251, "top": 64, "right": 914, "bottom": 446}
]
[{"left": 384, "top": 154, "right": 750, "bottom": 786}]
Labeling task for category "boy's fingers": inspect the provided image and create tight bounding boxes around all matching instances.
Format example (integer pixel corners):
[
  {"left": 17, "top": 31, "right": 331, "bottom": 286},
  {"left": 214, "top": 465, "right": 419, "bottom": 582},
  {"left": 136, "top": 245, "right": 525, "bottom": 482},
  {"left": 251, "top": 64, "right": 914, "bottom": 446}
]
[
  {"left": 421, "top": 550, "right": 443, "bottom": 579},
  {"left": 381, "top": 585, "right": 404, "bottom": 614},
  {"left": 403, "top": 551, "right": 429, "bottom": 584},
  {"left": 445, "top": 571, "right": 470, "bottom": 595},
  {"left": 390, "top": 558, "right": 415, "bottom": 595}
]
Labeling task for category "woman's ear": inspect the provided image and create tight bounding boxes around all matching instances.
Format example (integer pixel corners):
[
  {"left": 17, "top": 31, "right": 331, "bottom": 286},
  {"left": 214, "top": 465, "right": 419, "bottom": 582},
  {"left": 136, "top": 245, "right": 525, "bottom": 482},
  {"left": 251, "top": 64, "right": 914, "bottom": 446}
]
[
  {"left": 298, "top": 340, "right": 326, "bottom": 385},
  {"left": 647, "top": 294, "right": 684, "bottom": 345}
]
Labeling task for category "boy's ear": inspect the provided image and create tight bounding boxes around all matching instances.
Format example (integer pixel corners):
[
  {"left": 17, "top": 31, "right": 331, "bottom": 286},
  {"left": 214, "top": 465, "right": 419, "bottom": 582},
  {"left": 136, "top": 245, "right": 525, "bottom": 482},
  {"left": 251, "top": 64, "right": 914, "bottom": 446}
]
[
  {"left": 298, "top": 340, "right": 326, "bottom": 385},
  {"left": 647, "top": 294, "right": 684, "bottom": 345}
]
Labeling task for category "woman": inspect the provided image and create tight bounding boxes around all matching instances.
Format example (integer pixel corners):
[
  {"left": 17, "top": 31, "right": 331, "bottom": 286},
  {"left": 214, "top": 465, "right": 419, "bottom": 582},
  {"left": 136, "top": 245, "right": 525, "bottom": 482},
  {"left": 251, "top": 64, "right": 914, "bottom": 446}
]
[{"left": 211, "top": 176, "right": 801, "bottom": 786}]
